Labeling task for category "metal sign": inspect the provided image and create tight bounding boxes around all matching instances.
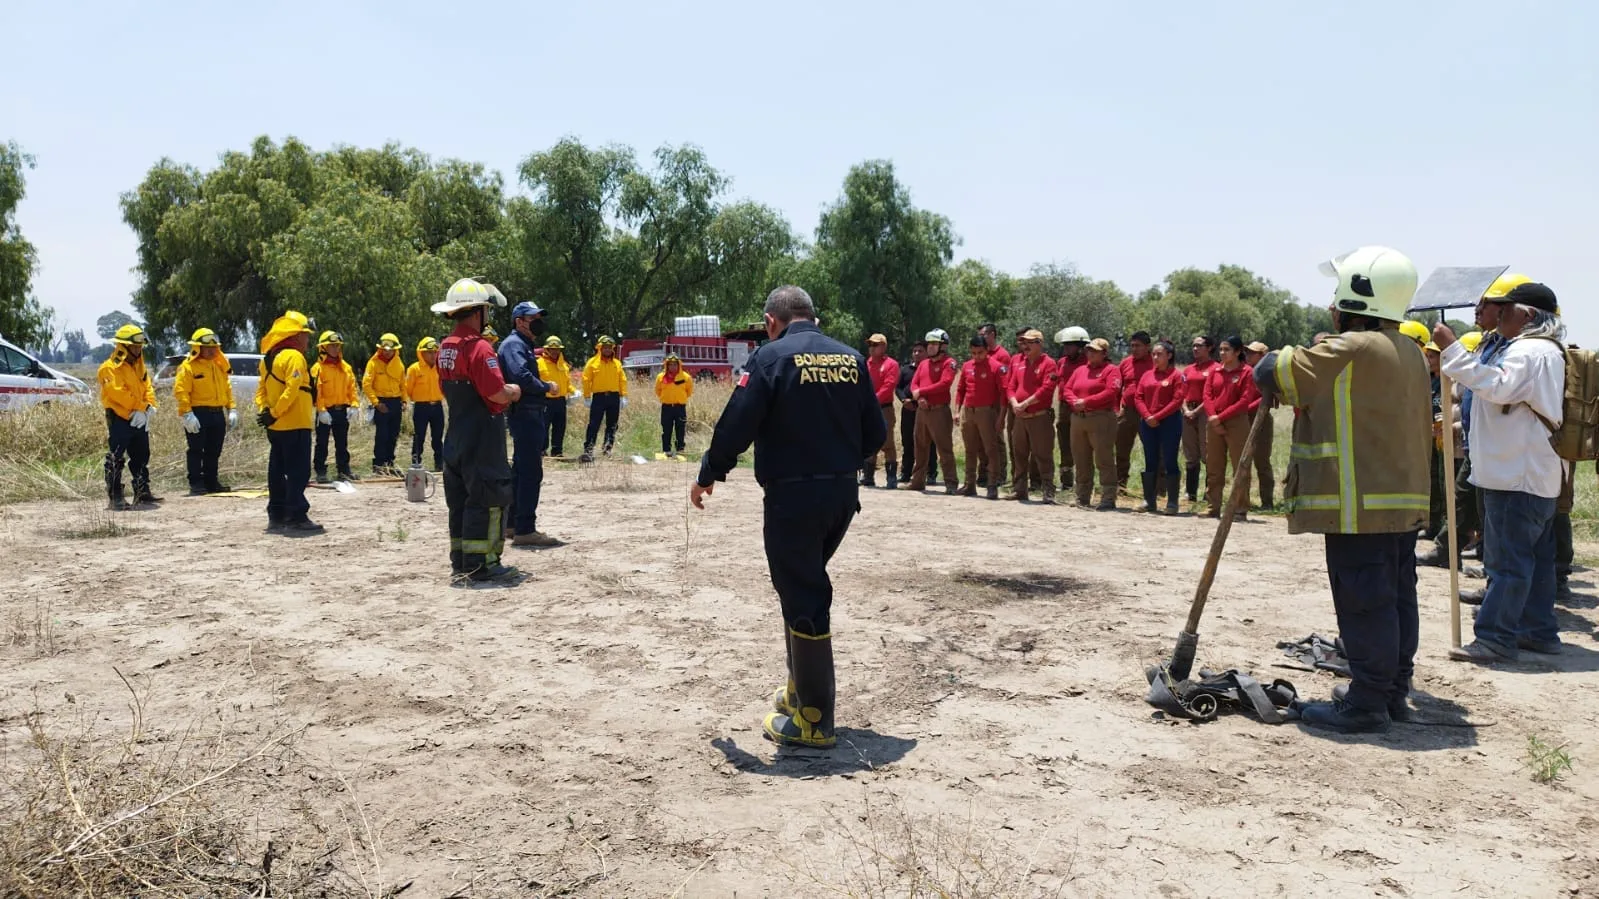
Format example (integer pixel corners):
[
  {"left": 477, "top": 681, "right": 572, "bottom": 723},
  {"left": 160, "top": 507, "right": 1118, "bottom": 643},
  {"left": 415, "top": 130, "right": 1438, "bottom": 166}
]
[{"left": 1408, "top": 266, "right": 1509, "bottom": 313}]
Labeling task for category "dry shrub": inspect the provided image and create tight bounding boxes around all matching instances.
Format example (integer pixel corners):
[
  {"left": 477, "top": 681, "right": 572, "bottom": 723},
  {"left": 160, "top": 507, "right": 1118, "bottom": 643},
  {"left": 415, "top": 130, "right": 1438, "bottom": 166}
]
[
  {"left": 792, "top": 791, "right": 1070, "bottom": 898},
  {"left": 0, "top": 689, "right": 373, "bottom": 898},
  {"left": 5, "top": 599, "right": 63, "bottom": 658}
]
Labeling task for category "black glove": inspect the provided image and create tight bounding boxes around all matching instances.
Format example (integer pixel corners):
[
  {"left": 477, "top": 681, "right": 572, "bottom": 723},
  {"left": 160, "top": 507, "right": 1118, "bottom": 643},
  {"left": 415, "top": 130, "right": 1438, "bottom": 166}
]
[
  {"left": 256, "top": 409, "right": 277, "bottom": 428},
  {"left": 1253, "top": 352, "right": 1279, "bottom": 397}
]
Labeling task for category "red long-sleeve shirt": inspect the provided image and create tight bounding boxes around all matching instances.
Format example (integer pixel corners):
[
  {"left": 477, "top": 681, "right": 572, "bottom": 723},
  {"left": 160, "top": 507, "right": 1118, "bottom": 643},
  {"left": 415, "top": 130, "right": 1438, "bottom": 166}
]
[
  {"left": 957, "top": 357, "right": 1004, "bottom": 408},
  {"left": 1202, "top": 363, "right": 1260, "bottom": 423},
  {"left": 1182, "top": 359, "right": 1216, "bottom": 404},
  {"left": 1008, "top": 352, "right": 1058, "bottom": 410},
  {"left": 867, "top": 355, "right": 900, "bottom": 405},
  {"left": 1055, "top": 355, "right": 1084, "bottom": 404},
  {"left": 989, "top": 345, "right": 1012, "bottom": 378},
  {"left": 1063, "top": 362, "right": 1123, "bottom": 412},
  {"left": 1133, "top": 367, "right": 1185, "bottom": 423},
  {"left": 911, "top": 354, "right": 956, "bottom": 405},
  {"left": 1118, "top": 356, "right": 1154, "bottom": 411}
]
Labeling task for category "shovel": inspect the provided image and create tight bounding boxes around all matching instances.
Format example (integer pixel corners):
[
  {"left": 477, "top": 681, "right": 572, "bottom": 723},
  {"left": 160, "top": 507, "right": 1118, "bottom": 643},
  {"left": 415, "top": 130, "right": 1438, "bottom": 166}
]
[{"left": 1144, "top": 404, "right": 1272, "bottom": 698}]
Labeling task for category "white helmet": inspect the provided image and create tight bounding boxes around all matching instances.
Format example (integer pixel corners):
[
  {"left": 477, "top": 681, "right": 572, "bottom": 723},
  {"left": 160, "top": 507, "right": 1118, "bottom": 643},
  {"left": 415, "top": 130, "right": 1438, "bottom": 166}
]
[
  {"left": 1054, "top": 325, "right": 1090, "bottom": 344},
  {"left": 924, "top": 328, "right": 950, "bottom": 344},
  {"left": 1319, "top": 246, "right": 1418, "bottom": 323},
  {"left": 431, "top": 278, "right": 508, "bottom": 315}
]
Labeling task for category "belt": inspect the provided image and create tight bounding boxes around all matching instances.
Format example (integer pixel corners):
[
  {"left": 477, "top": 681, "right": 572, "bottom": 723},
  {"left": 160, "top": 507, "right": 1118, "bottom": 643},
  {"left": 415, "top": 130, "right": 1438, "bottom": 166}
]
[
  {"left": 190, "top": 405, "right": 226, "bottom": 412},
  {"left": 922, "top": 402, "right": 951, "bottom": 408},
  {"left": 414, "top": 400, "right": 442, "bottom": 406},
  {"left": 662, "top": 403, "right": 687, "bottom": 408},
  {"left": 592, "top": 391, "right": 620, "bottom": 397},
  {"left": 1017, "top": 409, "right": 1051, "bottom": 419},
  {"left": 328, "top": 404, "right": 350, "bottom": 412},
  {"left": 1074, "top": 408, "right": 1114, "bottom": 416},
  {"left": 766, "top": 472, "right": 858, "bottom": 486}
]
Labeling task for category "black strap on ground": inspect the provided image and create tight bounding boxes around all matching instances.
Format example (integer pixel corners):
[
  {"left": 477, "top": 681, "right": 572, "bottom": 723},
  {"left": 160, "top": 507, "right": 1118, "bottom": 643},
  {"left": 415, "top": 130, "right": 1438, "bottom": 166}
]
[
  {"left": 1276, "top": 633, "right": 1351, "bottom": 677},
  {"left": 1146, "top": 668, "right": 1300, "bottom": 724}
]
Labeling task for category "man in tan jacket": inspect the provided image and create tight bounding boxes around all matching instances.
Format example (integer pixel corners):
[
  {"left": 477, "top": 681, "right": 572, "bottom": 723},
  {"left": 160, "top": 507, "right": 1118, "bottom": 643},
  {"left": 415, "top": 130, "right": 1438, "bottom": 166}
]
[{"left": 1254, "top": 246, "right": 1430, "bottom": 735}]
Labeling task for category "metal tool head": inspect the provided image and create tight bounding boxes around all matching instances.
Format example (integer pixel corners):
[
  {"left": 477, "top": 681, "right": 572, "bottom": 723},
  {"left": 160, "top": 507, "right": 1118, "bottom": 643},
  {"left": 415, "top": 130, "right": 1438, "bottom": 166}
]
[{"left": 1408, "top": 266, "right": 1509, "bottom": 313}]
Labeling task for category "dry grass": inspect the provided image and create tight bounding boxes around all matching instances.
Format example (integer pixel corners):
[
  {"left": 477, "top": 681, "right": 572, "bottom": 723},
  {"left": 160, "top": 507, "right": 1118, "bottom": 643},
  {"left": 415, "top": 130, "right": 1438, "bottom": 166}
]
[
  {"left": 5, "top": 599, "right": 63, "bottom": 658},
  {"left": 0, "top": 683, "right": 376, "bottom": 898}
]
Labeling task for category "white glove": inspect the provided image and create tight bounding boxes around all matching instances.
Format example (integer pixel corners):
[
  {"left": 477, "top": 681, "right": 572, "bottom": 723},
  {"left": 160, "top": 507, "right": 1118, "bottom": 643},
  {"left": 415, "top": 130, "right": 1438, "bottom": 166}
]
[
  {"left": 620, "top": 398, "right": 628, "bottom": 410},
  {"left": 129, "top": 410, "right": 148, "bottom": 430},
  {"left": 364, "top": 407, "right": 376, "bottom": 424},
  {"left": 227, "top": 409, "right": 239, "bottom": 428},
  {"left": 317, "top": 410, "right": 333, "bottom": 426},
  {"left": 182, "top": 412, "right": 201, "bottom": 434}
]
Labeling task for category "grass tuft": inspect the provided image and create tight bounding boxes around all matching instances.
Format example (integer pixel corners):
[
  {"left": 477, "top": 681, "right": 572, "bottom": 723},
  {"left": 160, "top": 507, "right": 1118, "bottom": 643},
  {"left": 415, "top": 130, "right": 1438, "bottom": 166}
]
[{"left": 1526, "top": 734, "right": 1575, "bottom": 784}]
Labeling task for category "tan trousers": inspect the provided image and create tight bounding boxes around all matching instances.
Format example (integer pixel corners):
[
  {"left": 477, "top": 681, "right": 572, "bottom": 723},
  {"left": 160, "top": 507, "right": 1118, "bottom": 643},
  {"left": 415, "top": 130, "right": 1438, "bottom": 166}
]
[
  {"left": 1010, "top": 410, "right": 1056, "bottom": 498},
  {"left": 1056, "top": 410, "right": 1073, "bottom": 488},
  {"left": 865, "top": 404, "right": 896, "bottom": 473},
  {"left": 992, "top": 406, "right": 1010, "bottom": 485},
  {"left": 1181, "top": 406, "right": 1208, "bottom": 497},
  {"left": 1205, "top": 413, "right": 1250, "bottom": 514},
  {"left": 961, "top": 405, "right": 1002, "bottom": 490},
  {"left": 1070, "top": 410, "right": 1118, "bottom": 506},
  {"left": 1250, "top": 405, "right": 1275, "bottom": 506},
  {"left": 1115, "top": 408, "right": 1140, "bottom": 486},
  {"left": 911, "top": 404, "right": 957, "bottom": 490}
]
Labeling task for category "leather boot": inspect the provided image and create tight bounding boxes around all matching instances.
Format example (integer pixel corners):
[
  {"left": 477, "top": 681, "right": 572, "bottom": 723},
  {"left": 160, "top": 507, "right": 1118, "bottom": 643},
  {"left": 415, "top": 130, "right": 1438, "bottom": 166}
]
[
  {"left": 1165, "top": 476, "right": 1180, "bottom": 515},
  {"left": 1299, "top": 698, "right": 1392, "bottom": 734},
  {"left": 1141, "top": 472, "right": 1157, "bottom": 512},
  {"left": 132, "top": 472, "right": 161, "bottom": 505},
  {"left": 1556, "top": 574, "right": 1573, "bottom": 606},
  {"left": 884, "top": 462, "right": 898, "bottom": 490},
  {"left": 1260, "top": 481, "right": 1275, "bottom": 511},
  {"left": 1184, "top": 467, "right": 1200, "bottom": 502},
  {"left": 1331, "top": 682, "right": 1411, "bottom": 723},
  {"left": 1097, "top": 485, "right": 1116, "bottom": 511},
  {"left": 338, "top": 468, "right": 361, "bottom": 482},
  {"left": 986, "top": 485, "right": 999, "bottom": 501},
  {"left": 764, "top": 620, "right": 835, "bottom": 748}
]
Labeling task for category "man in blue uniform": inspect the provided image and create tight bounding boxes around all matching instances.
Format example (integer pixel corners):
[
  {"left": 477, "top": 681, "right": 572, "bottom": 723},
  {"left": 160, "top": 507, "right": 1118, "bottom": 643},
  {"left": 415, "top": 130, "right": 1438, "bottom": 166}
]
[
  {"left": 692, "top": 285, "right": 887, "bottom": 749},
  {"left": 498, "top": 301, "right": 561, "bottom": 548}
]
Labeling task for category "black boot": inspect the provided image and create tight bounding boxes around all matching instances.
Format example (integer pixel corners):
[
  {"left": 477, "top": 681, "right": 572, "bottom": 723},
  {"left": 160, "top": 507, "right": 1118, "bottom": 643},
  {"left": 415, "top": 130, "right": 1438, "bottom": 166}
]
[
  {"left": 1184, "top": 467, "right": 1200, "bottom": 503},
  {"left": 132, "top": 472, "right": 161, "bottom": 505},
  {"left": 1165, "top": 474, "right": 1180, "bottom": 515},
  {"left": 1299, "top": 698, "right": 1392, "bottom": 734},
  {"left": 1260, "top": 480, "right": 1276, "bottom": 511},
  {"left": 315, "top": 469, "right": 330, "bottom": 484},
  {"left": 1557, "top": 574, "right": 1574, "bottom": 606},
  {"left": 772, "top": 625, "right": 797, "bottom": 716},
  {"left": 885, "top": 461, "right": 898, "bottom": 490},
  {"left": 339, "top": 469, "right": 361, "bottom": 482},
  {"left": 1141, "top": 471, "right": 1157, "bottom": 512},
  {"left": 764, "top": 620, "right": 835, "bottom": 748},
  {"left": 1331, "top": 683, "right": 1411, "bottom": 723},
  {"left": 860, "top": 464, "right": 877, "bottom": 488}
]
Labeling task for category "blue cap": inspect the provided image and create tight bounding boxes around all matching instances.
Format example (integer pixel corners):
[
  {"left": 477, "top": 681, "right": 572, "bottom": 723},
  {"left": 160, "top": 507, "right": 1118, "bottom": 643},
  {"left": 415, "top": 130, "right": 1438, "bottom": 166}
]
[{"left": 511, "top": 301, "right": 544, "bottom": 319}]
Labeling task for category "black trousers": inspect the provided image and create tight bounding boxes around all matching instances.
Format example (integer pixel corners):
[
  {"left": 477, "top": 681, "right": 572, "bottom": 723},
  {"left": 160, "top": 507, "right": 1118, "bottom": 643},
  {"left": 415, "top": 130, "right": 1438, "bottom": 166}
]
[
  {"left": 661, "top": 404, "right": 687, "bottom": 452},
  {"left": 508, "top": 409, "right": 547, "bottom": 533},
  {"left": 547, "top": 400, "right": 568, "bottom": 456},
  {"left": 1325, "top": 531, "right": 1419, "bottom": 713},
  {"left": 412, "top": 401, "right": 444, "bottom": 468},
  {"left": 762, "top": 479, "right": 859, "bottom": 635},
  {"left": 185, "top": 408, "right": 226, "bottom": 489},
  {"left": 372, "top": 399, "right": 403, "bottom": 467},
  {"left": 899, "top": 405, "right": 937, "bottom": 481},
  {"left": 584, "top": 392, "right": 621, "bottom": 451},
  {"left": 444, "top": 434, "right": 512, "bottom": 572},
  {"left": 315, "top": 407, "right": 351, "bottom": 475},
  {"left": 267, "top": 428, "right": 312, "bottom": 524},
  {"left": 104, "top": 410, "right": 151, "bottom": 500}
]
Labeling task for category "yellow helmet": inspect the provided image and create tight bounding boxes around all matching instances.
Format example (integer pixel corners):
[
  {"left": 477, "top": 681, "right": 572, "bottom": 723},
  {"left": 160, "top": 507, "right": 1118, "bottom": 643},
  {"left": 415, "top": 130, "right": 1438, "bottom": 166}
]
[
  {"left": 417, "top": 336, "right": 440, "bottom": 353},
  {"left": 1423, "top": 341, "right": 1440, "bottom": 353},
  {"left": 1398, "top": 320, "right": 1429, "bottom": 346},
  {"left": 482, "top": 323, "right": 499, "bottom": 343},
  {"left": 188, "top": 327, "right": 221, "bottom": 347},
  {"left": 113, "top": 323, "right": 147, "bottom": 345},
  {"left": 664, "top": 353, "right": 681, "bottom": 364},
  {"left": 317, "top": 330, "right": 343, "bottom": 346},
  {"left": 258, "top": 310, "right": 314, "bottom": 354},
  {"left": 544, "top": 336, "right": 564, "bottom": 350},
  {"left": 1483, "top": 272, "right": 1531, "bottom": 300},
  {"left": 1458, "top": 331, "right": 1484, "bottom": 352},
  {"left": 377, "top": 333, "right": 401, "bottom": 350},
  {"left": 596, "top": 335, "right": 617, "bottom": 348}
]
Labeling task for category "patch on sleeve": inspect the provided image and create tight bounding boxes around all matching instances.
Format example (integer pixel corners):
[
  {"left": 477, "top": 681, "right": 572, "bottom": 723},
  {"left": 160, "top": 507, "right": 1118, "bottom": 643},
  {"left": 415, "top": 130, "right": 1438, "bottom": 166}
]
[
  {"left": 737, "top": 371, "right": 749, "bottom": 388},
  {"left": 485, "top": 357, "right": 499, "bottom": 369}
]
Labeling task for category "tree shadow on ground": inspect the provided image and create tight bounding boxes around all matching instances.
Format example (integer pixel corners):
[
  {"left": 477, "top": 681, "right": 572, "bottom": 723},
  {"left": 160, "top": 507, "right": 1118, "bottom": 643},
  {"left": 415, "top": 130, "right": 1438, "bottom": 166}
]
[{"left": 711, "top": 729, "right": 917, "bottom": 778}]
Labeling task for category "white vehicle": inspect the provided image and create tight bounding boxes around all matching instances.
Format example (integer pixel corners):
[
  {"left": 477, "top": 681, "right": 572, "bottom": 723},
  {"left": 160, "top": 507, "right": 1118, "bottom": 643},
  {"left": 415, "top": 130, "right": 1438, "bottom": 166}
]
[
  {"left": 0, "top": 336, "right": 93, "bottom": 410},
  {"left": 155, "top": 353, "right": 263, "bottom": 400}
]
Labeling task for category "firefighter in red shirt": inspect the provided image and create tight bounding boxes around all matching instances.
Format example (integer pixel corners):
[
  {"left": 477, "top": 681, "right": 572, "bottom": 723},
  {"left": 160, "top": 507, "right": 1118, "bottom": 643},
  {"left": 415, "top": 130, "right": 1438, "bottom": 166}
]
[
  {"left": 1180, "top": 335, "right": 1219, "bottom": 504},
  {"left": 1063, "top": 337, "right": 1124, "bottom": 509},
  {"left": 907, "top": 329, "right": 958, "bottom": 494},
  {"left": 979, "top": 323, "right": 1013, "bottom": 487},
  {"left": 1242, "top": 340, "right": 1277, "bottom": 510},
  {"left": 1003, "top": 329, "right": 1059, "bottom": 503},
  {"left": 1134, "top": 339, "right": 1186, "bottom": 513},
  {"left": 1201, "top": 335, "right": 1261, "bottom": 520},
  {"left": 433, "top": 278, "right": 523, "bottom": 583},
  {"left": 862, "top": 333, "right": 901, "bottom": 488},
  {"left": 955, "top": 333, "right": 1005, "bottom": 499},
  {"left": 1115, "top": 331, "right": 1155, "bottom": 491},
  {"left": 1054, "top": 326, "right": 1089, "bottom": 491}
]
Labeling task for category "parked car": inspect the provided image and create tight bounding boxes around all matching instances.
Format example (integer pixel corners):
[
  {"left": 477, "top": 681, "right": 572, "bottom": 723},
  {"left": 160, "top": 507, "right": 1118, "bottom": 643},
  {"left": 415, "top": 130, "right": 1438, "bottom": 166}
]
[
  {"left": 155, "top": 353, "right": 263, "bottom": 400},
  {"left": 0, "top": 336, "right": 94, "bottom": 410}
]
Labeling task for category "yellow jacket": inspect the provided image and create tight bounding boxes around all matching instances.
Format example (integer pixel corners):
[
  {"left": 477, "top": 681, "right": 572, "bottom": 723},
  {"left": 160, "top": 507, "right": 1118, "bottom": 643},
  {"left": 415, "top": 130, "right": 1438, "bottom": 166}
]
[
  {"left": 173, "top": 354, "right": 235, "bottom": 413},
  {"left": 261, "top": 348, "right": 315, "bottom": 431},
  {"left": 582, "top": 355, "right": 628, "bottom": 396},
  {"left": 655, "top": 368, "right": 693, "bottom": 405},
  {"left": 404, "top": 359, "right": 443, "bottom": 403},
  {"left": 1269, "top": 329, "right": 1431, "bottom": 535},
  {"left": 312, "top": 358, "right": 358, "bottom": 410},
  {"left": 538, "top": 354, "right": 574, "bottom": 398},
  {"left": 97, "top": 351, "right": 156, "bottom": 420},
  {"left": 363, "top": 353, "right": 406, "bottom": 402}
]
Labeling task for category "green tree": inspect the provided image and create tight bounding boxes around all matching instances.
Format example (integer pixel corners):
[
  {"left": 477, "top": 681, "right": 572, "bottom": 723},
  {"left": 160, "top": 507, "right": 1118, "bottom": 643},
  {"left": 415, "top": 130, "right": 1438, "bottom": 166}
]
[
  {"left": 0, "top": 141, "right": 51, "bottom": 348},
  {"left": 816, "top": 161, "right": 955, "bottom": 351},
  {"left": 96, "top": 310, "right": 139, "bottom": 340},
  {"left": 63, "top": 328, "right": 90, "bottom": 362},
  {"left": 933, "top": 259, "right": 1015, "bottom": 348},
  {"left": 1002, "top": 263, "right": 1132, "bottom": 349},
  {"left": 1135, "top": 265, "right": 1314, "bottom": 354}
]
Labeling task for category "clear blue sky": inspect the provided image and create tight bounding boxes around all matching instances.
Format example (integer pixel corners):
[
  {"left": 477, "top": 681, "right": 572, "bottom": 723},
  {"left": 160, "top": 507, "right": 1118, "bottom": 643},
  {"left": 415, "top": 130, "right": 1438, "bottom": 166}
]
[{"left": 6, "top": 0, "right": 1596, "bottom": 340}]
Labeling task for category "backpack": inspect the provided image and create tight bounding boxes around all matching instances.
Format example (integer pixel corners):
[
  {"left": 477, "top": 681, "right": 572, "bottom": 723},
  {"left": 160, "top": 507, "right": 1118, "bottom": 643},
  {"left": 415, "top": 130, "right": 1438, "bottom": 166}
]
[{"left": 1518, "top": 337, "right": 1599, "bottom": 461}]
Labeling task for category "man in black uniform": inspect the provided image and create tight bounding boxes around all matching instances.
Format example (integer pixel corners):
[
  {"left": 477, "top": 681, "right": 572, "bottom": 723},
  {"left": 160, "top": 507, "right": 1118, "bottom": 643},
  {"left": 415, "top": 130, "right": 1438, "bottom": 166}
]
[
  {"left": 692, "top": 285, "right": 887, "bottom": 749},
  {"left": 896, "top": 341, "right": 938, "bottom": 486}
]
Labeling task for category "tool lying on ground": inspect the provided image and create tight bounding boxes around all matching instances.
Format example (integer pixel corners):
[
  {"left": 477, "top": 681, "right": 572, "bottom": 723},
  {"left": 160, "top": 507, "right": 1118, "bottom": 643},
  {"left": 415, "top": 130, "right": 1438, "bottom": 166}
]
[
  {"left": 1146, "top": 668, "right": 1299, "bottom": 723},
  {"left": 1144, "top": 405, "right": 1272, "bottom": 716},
  {"left": 1276, "top": 634, "right": 1351, "bottom": 676}
]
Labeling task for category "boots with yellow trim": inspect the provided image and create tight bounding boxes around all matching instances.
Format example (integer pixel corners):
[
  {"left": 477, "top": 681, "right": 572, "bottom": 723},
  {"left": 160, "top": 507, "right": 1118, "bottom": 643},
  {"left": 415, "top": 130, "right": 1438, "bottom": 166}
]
[
  {"left": 771, "top": 625, "right": 797, "bottom": 715},
  {"left": 763, "top": 620, "right": 835, "bottom": 748}
]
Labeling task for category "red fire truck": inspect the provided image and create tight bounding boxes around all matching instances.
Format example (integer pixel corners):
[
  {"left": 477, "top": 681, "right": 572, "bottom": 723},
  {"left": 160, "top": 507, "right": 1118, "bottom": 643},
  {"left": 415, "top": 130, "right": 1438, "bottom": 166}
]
[{"left": 618, "top": 316, "right": 766, "bottom": 382}]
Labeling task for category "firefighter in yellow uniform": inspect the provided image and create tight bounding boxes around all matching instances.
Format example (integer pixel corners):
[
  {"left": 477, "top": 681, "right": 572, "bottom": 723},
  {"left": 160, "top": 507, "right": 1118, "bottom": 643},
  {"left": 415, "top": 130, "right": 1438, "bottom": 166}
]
[
  {"left": 363, "top": 333, "right": 406, "bottom": 474},
  {"left": 406, "top": 336, "right": 445, "bottom": 471},
  {"left": 538, "top": 336, "right": 575, "bottom": 456},
  {"left": 655, "top": 353, "right": 694, "bottom": 456},
  {"left": 579, "top": 335, "right": 628, "bottom": 461},
  {"left": 97, "top": 323, "right": 161, "bottom": 510},
  {"left": 312, "top": 330, "right": 360, "bottom": 483},
  {"left": 174, "top": 327, "right": 238, "bottom": 495},
  {"left": 1254, "top": 246, "right": 1430, "bottom": 734},
  {"left": 257, "top": 310, "right": 324, "bottom": 535}
]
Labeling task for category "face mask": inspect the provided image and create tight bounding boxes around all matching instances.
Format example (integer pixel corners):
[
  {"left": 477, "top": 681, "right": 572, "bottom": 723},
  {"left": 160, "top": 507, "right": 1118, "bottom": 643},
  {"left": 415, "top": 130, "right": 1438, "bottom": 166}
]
[{"left": 528, "top": 318, "right": 548, "bottom": 336}]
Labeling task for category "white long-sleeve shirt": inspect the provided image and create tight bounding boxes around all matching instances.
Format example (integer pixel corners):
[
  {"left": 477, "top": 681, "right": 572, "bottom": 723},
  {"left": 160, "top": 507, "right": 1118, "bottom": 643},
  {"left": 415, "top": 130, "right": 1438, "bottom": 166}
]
[{"left": 1440, "top": 335, "right": 1565, "bottom": 499}]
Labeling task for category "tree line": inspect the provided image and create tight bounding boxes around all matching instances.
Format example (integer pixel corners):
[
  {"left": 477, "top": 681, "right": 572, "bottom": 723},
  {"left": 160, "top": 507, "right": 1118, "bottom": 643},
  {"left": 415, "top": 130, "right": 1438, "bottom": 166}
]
[{"left": 3, "top": 134, "right": 1343, "bottom": 365}]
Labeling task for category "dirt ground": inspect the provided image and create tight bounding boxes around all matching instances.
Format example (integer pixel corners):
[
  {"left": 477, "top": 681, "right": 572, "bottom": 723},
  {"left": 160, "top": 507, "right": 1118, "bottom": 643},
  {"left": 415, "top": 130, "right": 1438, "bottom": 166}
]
[{"left": 4, "top": 460, "right": 1598, "bottom": 897}]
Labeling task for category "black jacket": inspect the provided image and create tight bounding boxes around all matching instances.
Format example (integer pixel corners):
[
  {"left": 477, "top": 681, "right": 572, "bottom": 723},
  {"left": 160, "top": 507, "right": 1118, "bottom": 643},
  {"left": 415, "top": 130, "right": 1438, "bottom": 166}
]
[{"left": 698, "top": 320, "right": 887, "bottom": 487}]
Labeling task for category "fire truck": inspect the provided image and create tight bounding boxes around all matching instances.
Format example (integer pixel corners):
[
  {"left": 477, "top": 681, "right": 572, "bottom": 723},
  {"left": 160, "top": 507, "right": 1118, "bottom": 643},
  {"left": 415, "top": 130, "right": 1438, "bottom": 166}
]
[{"left": 618, "top": 316, "right": 766, "bottom": 382}]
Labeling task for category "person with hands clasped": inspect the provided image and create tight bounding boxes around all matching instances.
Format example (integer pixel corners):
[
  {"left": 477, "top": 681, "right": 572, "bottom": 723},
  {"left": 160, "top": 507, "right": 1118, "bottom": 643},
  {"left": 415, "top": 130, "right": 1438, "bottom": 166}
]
[
  {"left": 1134, "top": 339, "right": 1186, "bottom": 514},
  {"left": 1202, "top": 335, "right": 1261, "bottom": 520}
]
